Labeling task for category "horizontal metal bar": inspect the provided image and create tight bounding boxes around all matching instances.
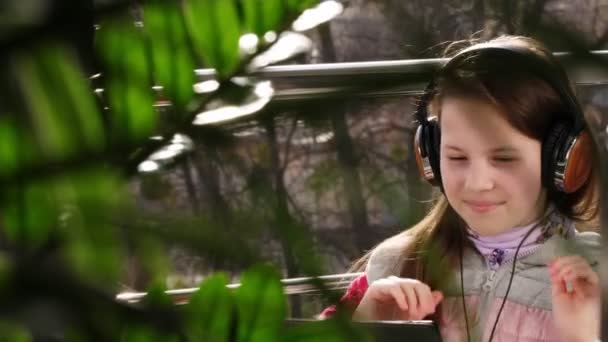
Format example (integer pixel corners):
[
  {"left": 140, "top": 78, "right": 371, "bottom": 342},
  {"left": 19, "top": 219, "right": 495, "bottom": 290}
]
[
  {"left": 116, "top": 272, "right": 364, "bottom": 305},
  {"left": 195, "top": 50, "right": 608, "bottom": 80}
]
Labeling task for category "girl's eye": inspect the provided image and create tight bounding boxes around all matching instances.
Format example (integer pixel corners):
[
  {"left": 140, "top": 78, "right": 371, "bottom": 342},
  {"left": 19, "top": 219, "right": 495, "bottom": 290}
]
[
  {"left": 494, "top": 156, "right": 516, "bottom": 162},
  {"left": 447, "top": 156, "right": 467, "bottom": 161}
]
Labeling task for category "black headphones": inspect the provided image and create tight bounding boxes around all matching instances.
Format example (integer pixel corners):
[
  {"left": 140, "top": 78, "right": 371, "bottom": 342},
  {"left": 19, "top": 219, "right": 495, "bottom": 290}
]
[{"left": 413, "top": 42, "right": 593, "bottom": 194}]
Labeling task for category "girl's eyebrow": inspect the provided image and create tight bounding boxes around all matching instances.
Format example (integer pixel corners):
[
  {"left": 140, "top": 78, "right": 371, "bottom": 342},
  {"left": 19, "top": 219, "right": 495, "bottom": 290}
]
[{"left": 444, "top": 144, "right": 518, "bottom": 153}]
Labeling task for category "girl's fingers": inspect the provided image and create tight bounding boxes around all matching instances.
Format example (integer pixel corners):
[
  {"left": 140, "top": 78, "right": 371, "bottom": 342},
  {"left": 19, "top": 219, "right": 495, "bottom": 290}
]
[
  {"left": 386, "top": 285, "right": 409, "bottom": 312},
  {"left": 401, "top": 284, "right": 420, "bottom": 319},
  {"left": 431, "top": 291, "right": 444, "bottom": 306},
  {"left": 550, "top": 256, "right": 591, "bottom": 275},
  {"left": 554, "top": 262, "right": 599, "bottom": 286},
  {"left": 412, "top": 284, "right": 435, "bottom": 316}
]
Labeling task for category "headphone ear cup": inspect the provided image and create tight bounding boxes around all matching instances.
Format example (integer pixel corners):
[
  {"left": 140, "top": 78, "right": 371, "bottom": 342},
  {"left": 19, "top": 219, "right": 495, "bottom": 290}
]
[
  {"left": 415, "top": 123, "right": 441, "bottom": 186},
  {"left": 542, "top": 123, "right": 567, "bottom": 192},
  {"left": 542, "top": 123, "right": 592, "bottom": 193},
  {"left": 426, "top": 120, "right": 442, "bottom": 186},
  {"left": 560, "top": 130, "right": 593, "bottom": 193}
]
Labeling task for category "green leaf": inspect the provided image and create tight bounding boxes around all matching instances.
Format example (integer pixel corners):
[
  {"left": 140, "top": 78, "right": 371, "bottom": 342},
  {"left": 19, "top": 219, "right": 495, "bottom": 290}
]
[
  {"left": 13, "top": 45, "right": 104, "bottom": 161},
  {"left": 235, "top": 264, "right": 286, "bottom": 342},
  {"left": 143, "top": 283, "right": 174, "bottom": 308},
  {"left": 3, "top": 181, "right": 58, "bottom": 248},
  {"left": 97, "top": 17, "right": 157, "bottom": 141},
  {"left": 14, "top": 51, "right": 75, "bottom": 160},
  {"left": 144, "top": 1, "right": 195, "bottom": 111},
  {"left": 261, "top": 0, "right": 285, "bottom": 34},
  {"left": 185, "top": 273, "right": 233, "bottom": 341},
  {"left": 0, "top": 119, "right": 19, "bottom": 176},
  {"left": 243, "top": 0, "right": 285, "bottom": 36},
  {"left": 120, "top": 328, "right": 180, "bottom": 342},
  {"left": 0, "top": 322, "right": 32, "bottom": 342},
  {"left": 184, "top": 0, "right": 241, "bottom": 76},
  {"left": 49, "top": 48, "right": 105, "bottom": 152},
  {"left": 287, "top": 0, "right": 319, "bottom": 12},
  {"left": 282, "top": 319, "right": 371, "bottom": 342}
]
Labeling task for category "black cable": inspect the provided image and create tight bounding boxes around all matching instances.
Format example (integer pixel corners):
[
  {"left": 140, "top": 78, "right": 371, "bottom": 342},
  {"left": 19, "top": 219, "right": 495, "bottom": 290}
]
[
  {"left": 459, "top": 236, "right": 472, "bottom": 342},
  {"left": 460, "top": 218, "right": 542, "bottom": 342}
]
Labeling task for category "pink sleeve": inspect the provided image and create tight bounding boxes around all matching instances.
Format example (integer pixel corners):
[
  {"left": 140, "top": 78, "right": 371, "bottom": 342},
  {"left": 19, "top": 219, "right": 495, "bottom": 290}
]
[{"left": 318, "top": 274, "right": 369, "bottom": 319}]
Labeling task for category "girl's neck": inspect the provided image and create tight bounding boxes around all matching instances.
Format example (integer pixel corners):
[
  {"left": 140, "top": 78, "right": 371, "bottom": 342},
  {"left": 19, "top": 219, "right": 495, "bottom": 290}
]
[{"left": 466, "top": 207, "right": 573, "bottom": 269}]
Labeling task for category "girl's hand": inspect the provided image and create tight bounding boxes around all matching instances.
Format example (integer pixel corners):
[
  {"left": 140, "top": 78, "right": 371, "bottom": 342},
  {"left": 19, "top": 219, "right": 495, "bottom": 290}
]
[
  {"left": 549, "top": 255, "right": 600, "bottom": 342},
  {"left": 352, "top": 276, "right": 443, "bottom": 321}
]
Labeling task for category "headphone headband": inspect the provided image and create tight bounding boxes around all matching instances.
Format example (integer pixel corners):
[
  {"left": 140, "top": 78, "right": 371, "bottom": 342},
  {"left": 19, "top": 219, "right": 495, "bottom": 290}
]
[{"left": 417, "top": 43, "right": 586, "bottom": 132}]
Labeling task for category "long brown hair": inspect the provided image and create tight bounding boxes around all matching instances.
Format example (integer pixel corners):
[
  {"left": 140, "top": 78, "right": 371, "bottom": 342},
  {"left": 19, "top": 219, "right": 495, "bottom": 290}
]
[{"left": 353, "top": 35, "right": 600, "bottom": 292}]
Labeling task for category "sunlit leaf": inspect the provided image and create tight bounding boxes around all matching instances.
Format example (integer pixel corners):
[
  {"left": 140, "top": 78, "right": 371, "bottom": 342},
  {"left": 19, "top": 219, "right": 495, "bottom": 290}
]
[
  {"left": 248, "top": 32, "right": 312, "bottom": 69},
  {"left": 193, "top": 81, "right": 274, "bottom": 125},
  {"left": 12, "top": 45, "right": 105, "bottom": 162},
  {"left": 97, "top": 18, "right": 157, "bottom": 141},
  {"left": 144, "top": 1, "right": 195, "bottom": 111},
  {"left": 184, "top": 0, "right": 241, "bottom": 77},
  {"left": 236, "top": 264, "right": 286, "bottom": 342},
  {"left": 261, "top": 0, "right": 286, "bottom": 34},
  {"left": 14, "top": 51, "right": 75, "bottom": 160},
  {"left": 185, "top": 273, "right": 233, "bottom": 341},
  {"left": 242, "top": 0, "right": 285, "bottom": 36},
  {"left": 50, "top": 49, "right": 105, "bottom": 152},
  {"left": 287, "top": 0, "right": 319, "bottom": 13},
  {"left": 291, "top": 0, "right": 341, "bottom": 32}
]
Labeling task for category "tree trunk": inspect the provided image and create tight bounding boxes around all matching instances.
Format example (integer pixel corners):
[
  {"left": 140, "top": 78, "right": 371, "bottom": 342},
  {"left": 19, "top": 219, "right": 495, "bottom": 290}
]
[
  {"left": 264, "top": 118, "right": 302, "bottom": 317},
  {"left": 318, "top": 23, "right": 373, "bottom": 253}
]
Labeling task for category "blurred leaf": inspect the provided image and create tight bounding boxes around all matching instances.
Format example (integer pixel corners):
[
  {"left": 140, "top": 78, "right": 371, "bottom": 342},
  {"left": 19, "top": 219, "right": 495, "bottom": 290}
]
[
  {"left": 185, "top": 273, "right": 233, "bottom": 341},
  {"left": 13, "top": 45, "right": 104, "bottom": 161},
  {"left": 0, "top": 322, "right": 31, "bottom": 342},
  {"left": 0, "top": 118, "right": 20, "bottom": 177},
  {"left": 50, "top": 49, "right": 105, "bottom": 152},
  {"left": 53, "top": 169, "right": 127, "bottom": 284},
  {"left": 143, "top": 283, "right": 174, "bottom": 308},
  {"left": 236, "top": 264, "right": 286, "bottom": 342},
  {"left": 287, "top": 0, "right": 319, "bottom": 12},
  {"left": 120, "top": 326, "right": 168, "bottom": 342},
  {"left": 4, "top": 181, "right": 58, "bottom": 248},
  {"left": 144, "top": 1, "right": 195, "bottom": 111},
  {"left": 136, "top": 236, "right": 170, "bottom": 286},
  {"left": 242, "top": 0, "right": 285, "bottom": 36},
  {"left": 282, "top": 318, "right": 371, "bottom": 342},
  {"left": 184, "top": 0, "right": 241, "bottom": 77},
  {"left": 97, "top": 17, "right": 157, "bottom": 141}
]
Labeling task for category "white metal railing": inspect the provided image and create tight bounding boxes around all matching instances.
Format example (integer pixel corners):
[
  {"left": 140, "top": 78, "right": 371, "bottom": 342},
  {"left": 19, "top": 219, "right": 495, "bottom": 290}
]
[{"left": 116, "top": 272, "right": 363, "bottom": 305}]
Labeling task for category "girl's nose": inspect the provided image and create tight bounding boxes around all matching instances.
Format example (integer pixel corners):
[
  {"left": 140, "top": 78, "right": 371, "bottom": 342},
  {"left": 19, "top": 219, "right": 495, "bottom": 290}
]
[{"left": 464, "top": 161, "right": 495, "bottom": 192}]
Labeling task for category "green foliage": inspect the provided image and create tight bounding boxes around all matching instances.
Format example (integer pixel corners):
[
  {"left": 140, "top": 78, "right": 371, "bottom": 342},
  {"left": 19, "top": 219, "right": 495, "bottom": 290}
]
[
  {"left": 184, "top": 0, "right": 242, "bottom": 77},
  {"left": 305, "top": 159, "right": 342, "bottom": 195},
  {"left": 185, "top": 273, "right": 233, "bottom": 341},
  {"left": 242, "top": 0, "right": 286, "bottom": 36},
  {"left": 96, "top": 16, "right": 157, "bottom": 142},
  {"left": 0, "top": 0, "right": 360, "bottom": 339},
  {"left": 144, "top": 0, "right": 196, "bottom": 112},
  {"left": 14, "top": 45, "right": 104, "bottom": 161},
  {"left": 235, "top": 264, "right": 286, "bottom": 341}
]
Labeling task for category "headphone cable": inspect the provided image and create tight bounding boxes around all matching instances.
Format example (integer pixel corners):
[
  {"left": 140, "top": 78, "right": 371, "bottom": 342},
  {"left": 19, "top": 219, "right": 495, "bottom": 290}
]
[{"left": 460, "top": 222, "right": 539, "bottom": 342}]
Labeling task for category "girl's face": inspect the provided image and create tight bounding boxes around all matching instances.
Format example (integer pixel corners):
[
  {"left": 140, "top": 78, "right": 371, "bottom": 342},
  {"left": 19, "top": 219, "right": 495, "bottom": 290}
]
[{"left": 439, "top": 96, "right": 547, "bottom": 236}]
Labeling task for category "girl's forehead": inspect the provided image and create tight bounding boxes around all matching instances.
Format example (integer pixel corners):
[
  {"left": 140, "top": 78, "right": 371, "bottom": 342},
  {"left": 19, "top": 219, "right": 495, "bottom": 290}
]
[{"left": 439, "top": 97, "right": 535, "bottom": 146}]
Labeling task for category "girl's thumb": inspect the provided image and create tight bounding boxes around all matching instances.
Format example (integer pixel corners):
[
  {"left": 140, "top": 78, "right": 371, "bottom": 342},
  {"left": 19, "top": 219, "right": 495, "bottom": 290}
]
[{"left": 431, "top": 291, "right": 444, "bottom": 306}]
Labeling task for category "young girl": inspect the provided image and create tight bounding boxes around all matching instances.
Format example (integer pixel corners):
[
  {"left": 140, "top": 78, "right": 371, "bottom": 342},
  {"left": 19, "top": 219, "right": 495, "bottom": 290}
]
[{"left": 321, "top": 35, "right": 602, "bottom": 342}]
